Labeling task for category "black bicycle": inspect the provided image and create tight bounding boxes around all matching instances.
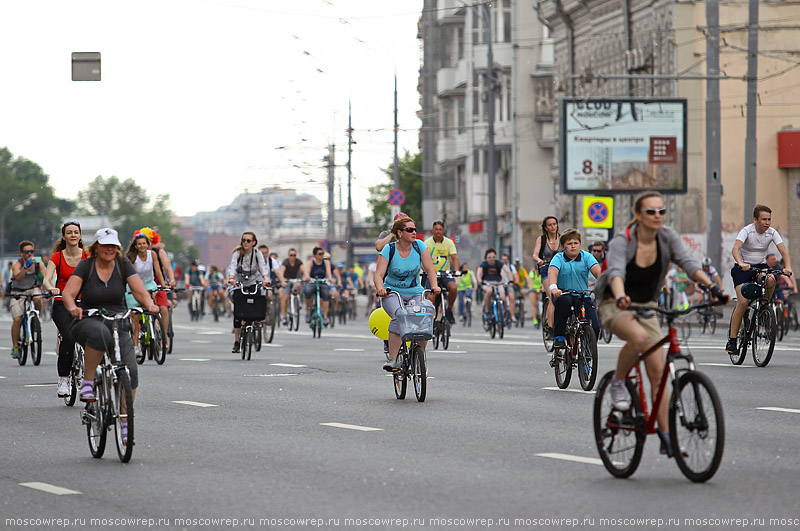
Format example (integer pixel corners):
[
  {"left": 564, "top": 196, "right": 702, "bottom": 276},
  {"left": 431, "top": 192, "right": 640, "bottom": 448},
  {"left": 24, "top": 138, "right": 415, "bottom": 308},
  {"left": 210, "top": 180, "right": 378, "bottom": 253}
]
[
  {"left": 384, "top": 290, "right": 433, "bottom": 402},
  {"left": 550, "top": 290, "right": 598, "bottom": 391},
  {"left": 429, "top": 271, "right": 460, "bottom": 350},
  {"left": 232, "top": 282, "right": 267, "bottom": 360}
]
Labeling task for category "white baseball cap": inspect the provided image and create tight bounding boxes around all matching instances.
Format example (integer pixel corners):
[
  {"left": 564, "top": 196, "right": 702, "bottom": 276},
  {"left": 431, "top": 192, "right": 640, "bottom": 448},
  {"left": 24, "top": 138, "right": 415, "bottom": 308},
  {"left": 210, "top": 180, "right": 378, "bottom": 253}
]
[{"left": 93, "top": 227, "right": 122, "bottom": 247}]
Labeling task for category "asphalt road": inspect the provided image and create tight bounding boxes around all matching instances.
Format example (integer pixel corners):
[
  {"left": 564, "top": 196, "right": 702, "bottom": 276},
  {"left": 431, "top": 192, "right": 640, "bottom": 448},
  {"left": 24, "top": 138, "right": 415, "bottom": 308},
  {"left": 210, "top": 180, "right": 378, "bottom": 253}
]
[{"left": 1, "top": 301, "right": 799, "bottom": 530}]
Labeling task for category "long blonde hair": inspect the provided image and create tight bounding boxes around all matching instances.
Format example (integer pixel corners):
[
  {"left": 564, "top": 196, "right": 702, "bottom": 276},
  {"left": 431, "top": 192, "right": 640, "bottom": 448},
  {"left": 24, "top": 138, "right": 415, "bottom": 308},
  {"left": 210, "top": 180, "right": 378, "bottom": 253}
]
[
  {"left": 232, "top": 231, "right": 258, "bottom": 255},
  {"left": 627, "top": 192, "right": 664, "bottom": 229}
]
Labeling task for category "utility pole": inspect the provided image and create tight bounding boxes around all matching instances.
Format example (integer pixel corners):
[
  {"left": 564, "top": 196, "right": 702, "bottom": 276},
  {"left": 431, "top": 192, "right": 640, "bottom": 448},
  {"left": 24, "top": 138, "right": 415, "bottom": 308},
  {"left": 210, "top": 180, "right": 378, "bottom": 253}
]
[
  {"left": 347, "top": 101, "right": 354, "bottom": 266},
  {"left": 483, "top": 2, "right": 498, "bottom": 250},
  {"left": 393, "top": 73, "right": 400, "bottom": 189},
  {"left": 706, "top": 0, "right": 723, "bottom": 271},
  {"left": 744, "top": 0, "right": 759, "bottom": 224},
  {"left": 326, "top": 144, "right": 335, "bottom": 245}
]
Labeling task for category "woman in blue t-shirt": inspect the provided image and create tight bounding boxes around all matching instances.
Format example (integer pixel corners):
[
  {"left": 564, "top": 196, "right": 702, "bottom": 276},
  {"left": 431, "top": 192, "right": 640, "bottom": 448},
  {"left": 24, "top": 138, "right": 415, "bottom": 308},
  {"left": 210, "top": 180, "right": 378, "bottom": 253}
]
[{"left": 374, "top": 216, "right": 441, "bottom": 372}]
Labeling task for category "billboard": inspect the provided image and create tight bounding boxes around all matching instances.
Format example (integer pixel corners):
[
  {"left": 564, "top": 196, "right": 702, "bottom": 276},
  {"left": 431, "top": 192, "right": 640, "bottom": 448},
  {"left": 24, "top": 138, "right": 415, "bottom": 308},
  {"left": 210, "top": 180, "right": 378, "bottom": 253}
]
[{"left": 560, "top": 99, "right": 687, "bottom": 194}]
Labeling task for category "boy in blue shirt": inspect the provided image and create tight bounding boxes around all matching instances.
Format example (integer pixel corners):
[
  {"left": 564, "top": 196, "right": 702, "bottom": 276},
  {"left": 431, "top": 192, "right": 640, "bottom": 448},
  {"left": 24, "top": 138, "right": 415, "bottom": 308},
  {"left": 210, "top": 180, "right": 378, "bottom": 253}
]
[{"left": 547, "top": 229, "right": 602, "bottom": 349}]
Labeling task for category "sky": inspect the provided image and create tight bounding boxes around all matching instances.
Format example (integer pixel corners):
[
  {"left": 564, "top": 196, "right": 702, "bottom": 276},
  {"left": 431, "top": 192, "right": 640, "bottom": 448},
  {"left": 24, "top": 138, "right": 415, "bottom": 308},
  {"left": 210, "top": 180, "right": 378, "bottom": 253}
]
[{"left": 0, "top": 0, "right": 422, "bottom": 218}]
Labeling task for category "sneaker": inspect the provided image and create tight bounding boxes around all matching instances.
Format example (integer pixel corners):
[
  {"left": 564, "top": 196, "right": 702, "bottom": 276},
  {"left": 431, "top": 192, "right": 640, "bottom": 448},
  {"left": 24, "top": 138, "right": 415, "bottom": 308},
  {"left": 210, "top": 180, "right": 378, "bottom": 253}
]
[
  {"left": 232, "top": 341, "right": 240, "bottom": 353},
  {"left": 383, "top": 340, "right": 390, "bottom": 361},
  {"left": 609, "top": 378, "right": 630, "bottom": 412},
  {"left": 445, "top": 308, "right": 456, "bottom": 325},
  {"left": 120, "top": 421, "right": 129, "bottom": 446},
  {"left": 533, "top": 317, "right": 539, "bottom": 326},
  {"left": 79, "top": 379, "right": 95, "bottom": 402},
  {"left": 281, "top": 317, "right": 288, "bottom": 326},
  {"left": 10, "top": 347, "right": 20, "bottom": 359},
  {"left": 554, "top": 336, "right": 567, "bottom": 349},
  {"left": 305, "top": 313, "right": 311, "bottom": 323},
  {"left": 323, "top": 317, "right": 330, "bottom": 326},
  {"left": 725, "top": 337, "right": 737, "bottom": 355},
  {"left": 383, "top": 358, "right": 401, "bottom": 372},
  {"left": 510, "top": 313, "right": 517, "bottom": 323},
  {"left": 658, "top": 431, "right": 687, "bottom": 458},
  {"left": 57, "top": 377, "right": 69, "bottom": 398}
]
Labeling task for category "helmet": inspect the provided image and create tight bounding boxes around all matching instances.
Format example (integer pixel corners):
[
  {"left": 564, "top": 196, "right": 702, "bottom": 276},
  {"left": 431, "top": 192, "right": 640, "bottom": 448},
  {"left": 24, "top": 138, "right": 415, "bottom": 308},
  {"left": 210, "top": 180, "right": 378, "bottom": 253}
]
[
  {"left": 337, "top": 262, "right": 345, "bottom": 269},
  {"left": 702, "top": 257, "right": 712, "bottom": 267},
  {"left": 740, "top": 282, "right": 763, "bottom": 300}
]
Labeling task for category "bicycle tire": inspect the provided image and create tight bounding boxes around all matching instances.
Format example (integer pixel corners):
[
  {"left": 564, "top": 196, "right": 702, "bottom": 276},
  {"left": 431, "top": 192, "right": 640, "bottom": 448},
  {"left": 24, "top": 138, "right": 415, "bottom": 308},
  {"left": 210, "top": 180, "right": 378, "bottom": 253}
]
[
  {"left": 442, "top": 321, "right": 450, "bottom": 350},
  {"left": 698, "top": 311, "right": 707, "bottom": 334},
  {"left": 541, "top": 299, "right": 554, "bottom": 352},
  {"left": 489, "top": 319, "right": 496, "bottom": 339},
  {"left": 593, "top": 371, "right": 645, "bottom": 478},
  {"left": 709, "top": 312, "right": 717, "bottom": 335},
  {"left": 213, "top": 299, "right": 219, "bottom": 322},
  {"left": 86, "top": 375, "right": 106, "bottom": 458},
  {"left": 167, "top": 306, "right": 174, "bottom": 353},
  {"left": 669, "top": 371, "right": 725, "bottom": 483},
  {"left": 292, "top": 297, "right": 300, "bottom": 331},
  {"left": 776, "top": 305, "right": 785, "bottom": 342},
  {"left": 66, "top": 344, "right": 83, "bottom": 407},
  {"left": 432, "top": 323, "right": 440, "bottom": 349},
  {"left": 412, "top": 344, "right": 426, "bottom": 402},
  {"left": 730, "top": 313, "right": 748, "bottom": 365},
  {"left": 152, "top": 315, "right": 166, "bottom": 365},
  {"left": 393, "top": 353, "right": 407, "bottom": 400},
  {"left": 240, "top": 330, "right": 248, "bottom": 360},
  {"left": 602, "top": 327, "right": 613, "bottom": 344},
  {"left": 113, "top": 369, "right": 134, "bottom": 462},
  {"left": 498, "top": 310, "right": 505, "bottom": 339},
  {"left": 790, "top": 305, "right": 799, "bottom": 332},
  {"left": 752, "top": 305, "right": 776, "bottom": 367},
  {"left": 30, "top": 316, "right": 42, "bottom": 366},
  {"left": 465, "top": 300, "right": 471, "bottom": 327},
  {"left": 266, "top": 314, "right": 276, "bottom": 343},
  {"left": 247, "top": 329, "right": 253, "bottom": 360},
  {"left": 578, "top": 326, "right": 598, "bottom": 391},
  {"left": 17, "top": 320, "right": 28, "bottom": 366},
  {"left": 554, "top": 346, "right": 571, "bottom": 389},
  {"left": 255, "top": 325, "right": 262, "bottom": 351}
]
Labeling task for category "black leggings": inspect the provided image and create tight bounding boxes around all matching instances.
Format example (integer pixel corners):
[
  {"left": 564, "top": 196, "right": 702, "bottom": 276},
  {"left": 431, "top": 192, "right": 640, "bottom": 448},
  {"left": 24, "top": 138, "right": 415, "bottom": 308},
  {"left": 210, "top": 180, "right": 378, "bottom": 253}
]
[{"left": 52, "top": 301, "right": 76, "bottom": 377}]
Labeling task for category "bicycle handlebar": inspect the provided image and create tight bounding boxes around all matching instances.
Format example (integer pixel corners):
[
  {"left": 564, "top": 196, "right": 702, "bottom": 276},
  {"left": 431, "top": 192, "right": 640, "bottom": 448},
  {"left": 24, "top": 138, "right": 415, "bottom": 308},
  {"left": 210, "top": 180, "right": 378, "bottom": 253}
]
[
  {"left": 85, "top": 308, "right": 149, "bottom": 320},
  {"left": 628, "top": 299, "right": 724, "bottom": 319}
]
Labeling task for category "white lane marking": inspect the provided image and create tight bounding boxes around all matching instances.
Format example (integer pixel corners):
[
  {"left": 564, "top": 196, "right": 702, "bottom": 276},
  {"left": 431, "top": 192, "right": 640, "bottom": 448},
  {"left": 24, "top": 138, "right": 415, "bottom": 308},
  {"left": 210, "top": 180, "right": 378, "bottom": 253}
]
[
  {"left": 0, "top": 376, "right": 6, "bottom": 379},
  {"left": 179, "top": 358, "right": 210, "bottom": 362},
  {"left": 271, "top": 363, "right": 307, "bottom": 368},
  {"left": 19, "top": 482, "right": 82, "bottom": 495},
  {"left": 24, "top": 384, "right": 55, "bottom": 388},
  {"left": 334, "top": 348, "right": 365, "bottom": 352},
  {"left": 542, "top": 387, "right": 595, "bottom": 394},
  {"left": 45, "top": 352, "right": 57, "bottom": 356},
  {"left": 190, "top": 340, "right": 211, "bottom": 344},
  {"left": 172, "top": 400, "right": 218, "bottom": 408},
  {"left": 196, "top": 331, "right": 223, "bottom": 335},
  {"left": 320, "top": 422, "right": 383, "bottom": 432},
  {"left": 535, "top": 453, "right": 604, "bottom": 466},
  {"left": 0, "top": 346, "right": 10, "bottom": 350},
  {"left": 437, "top": 350, "right": 467, "bottom": 353},
  {"left": 757, "top": 407, "right": 800, "bottom": 414},
  {"left": 261, "top": 344, "right": 283, "bottom": 348},
  {"left": 699, "top": 363, "right": 757, "bottom": 368},
  {"left": 321, "top": 331, "right": 538, "bottom": 346},
  {"left": 244, "top": 373, "right": 299, "bottom": 377}
]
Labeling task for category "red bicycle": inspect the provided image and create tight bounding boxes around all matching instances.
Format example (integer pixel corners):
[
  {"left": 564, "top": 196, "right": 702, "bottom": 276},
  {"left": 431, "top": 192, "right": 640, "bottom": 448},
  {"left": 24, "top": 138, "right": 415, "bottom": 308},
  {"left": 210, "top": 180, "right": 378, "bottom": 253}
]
[{"left": 593, "top": 301, "right": 725, "bottom": 482}]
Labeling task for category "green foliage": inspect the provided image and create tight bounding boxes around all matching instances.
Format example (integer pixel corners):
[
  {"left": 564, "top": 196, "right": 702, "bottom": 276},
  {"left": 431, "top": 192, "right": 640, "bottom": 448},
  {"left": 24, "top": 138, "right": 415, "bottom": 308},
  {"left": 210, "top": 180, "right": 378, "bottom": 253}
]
[
  {"left": 0, "top": 147, "right": 71, "bottom": 258},
  {"left": 366, "top": 151, "right": 422, "bottom": 236}
]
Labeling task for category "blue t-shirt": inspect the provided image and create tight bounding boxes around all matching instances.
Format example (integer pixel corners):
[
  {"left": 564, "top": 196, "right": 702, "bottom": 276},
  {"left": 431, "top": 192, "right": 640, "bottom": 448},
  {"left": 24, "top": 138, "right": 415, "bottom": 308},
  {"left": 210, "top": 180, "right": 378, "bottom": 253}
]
[
  {"left": 380, "top": 240, "right": 428, "bottom": 296},
  {"left": 549, "top": 250, "right": 599, "bottom": 292}
]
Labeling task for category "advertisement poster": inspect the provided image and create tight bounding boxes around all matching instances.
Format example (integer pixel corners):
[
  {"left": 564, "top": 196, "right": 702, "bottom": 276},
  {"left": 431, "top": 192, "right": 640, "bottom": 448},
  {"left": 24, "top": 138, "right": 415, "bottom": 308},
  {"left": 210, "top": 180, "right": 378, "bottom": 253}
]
[{"left": 560, "top": 99, "right": 687, "bottom": 193}]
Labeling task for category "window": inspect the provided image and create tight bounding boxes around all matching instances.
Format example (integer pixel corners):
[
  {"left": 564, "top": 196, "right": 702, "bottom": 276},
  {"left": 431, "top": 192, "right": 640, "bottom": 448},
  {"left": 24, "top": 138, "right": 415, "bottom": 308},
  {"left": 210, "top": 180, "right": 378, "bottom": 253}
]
[
  {"left": 506, "top": 75, "right": 512, "bottom": 120},
  {"left": 457, "top": 27, "right": 464, "bottom": 60},
  {"left": 457, "top": 96, "right": 465, "bottom": 133},
  {"left": 471, "top": 7, "right": 481, "bottom": 45},
  {"left": 503, "top": 0, "right": 511, "bottom": 43},
  {"left": 473, "top": 150, "right": 480, "bottom": 173},
  {"left": 472, "top": 71, "right": 481, "bottom": 120}
]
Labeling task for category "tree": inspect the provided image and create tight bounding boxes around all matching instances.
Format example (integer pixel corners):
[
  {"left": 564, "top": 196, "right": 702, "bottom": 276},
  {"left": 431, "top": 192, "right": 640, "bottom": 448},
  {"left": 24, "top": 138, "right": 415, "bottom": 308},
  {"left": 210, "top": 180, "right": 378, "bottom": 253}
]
[
  {"left": 0, "top": 147, "right": 70, "bottom": 258},
  {"left": 366, "top": 151, "right": 422, "bottom": 236}
]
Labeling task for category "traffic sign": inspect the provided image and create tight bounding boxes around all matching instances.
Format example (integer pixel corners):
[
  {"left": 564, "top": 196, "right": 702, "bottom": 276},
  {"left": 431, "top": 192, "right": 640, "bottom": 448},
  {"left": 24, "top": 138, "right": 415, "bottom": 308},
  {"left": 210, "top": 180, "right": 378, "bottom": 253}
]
[
  {"left": 388, "top": 188, "right": 405, "bottom": 206},
  {"left": 583, "top": 196, "right": 614, "bottom": 229}
]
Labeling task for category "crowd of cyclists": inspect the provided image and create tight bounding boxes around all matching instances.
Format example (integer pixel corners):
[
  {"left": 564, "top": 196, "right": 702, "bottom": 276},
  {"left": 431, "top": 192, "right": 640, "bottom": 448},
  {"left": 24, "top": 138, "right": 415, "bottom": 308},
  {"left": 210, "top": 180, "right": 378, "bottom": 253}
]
[{"left": 3, "top": 193, "right": 798, "bottom": 462}]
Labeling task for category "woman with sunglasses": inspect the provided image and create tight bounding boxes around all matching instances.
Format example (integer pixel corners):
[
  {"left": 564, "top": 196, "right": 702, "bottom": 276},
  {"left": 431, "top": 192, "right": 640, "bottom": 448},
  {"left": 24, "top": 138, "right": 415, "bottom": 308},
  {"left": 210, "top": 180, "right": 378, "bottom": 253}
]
[
  {"left": 9, "top": 241, "right": 47, "bottom": 360},
  {"left": 374, "top": 216, "right": 440, "bottom": 372},
  {"left": 226, "top": 232, "right": 270, "bottom": 354},
  {"left": 43, "top": 222, "right": 88, "bottom": 398},
  {"left": 302, "top": 247, "right": 335, "bottom": 325},
  {"left": 593, "top": 192, "right": 724, "bottom": 456}
]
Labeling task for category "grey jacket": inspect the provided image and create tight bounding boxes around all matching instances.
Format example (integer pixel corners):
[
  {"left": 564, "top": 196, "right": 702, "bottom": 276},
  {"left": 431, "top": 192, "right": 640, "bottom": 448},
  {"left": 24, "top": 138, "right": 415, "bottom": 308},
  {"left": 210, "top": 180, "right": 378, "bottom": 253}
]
[{"left": 593, "top": 223, "right": 700, "bottom": 302}]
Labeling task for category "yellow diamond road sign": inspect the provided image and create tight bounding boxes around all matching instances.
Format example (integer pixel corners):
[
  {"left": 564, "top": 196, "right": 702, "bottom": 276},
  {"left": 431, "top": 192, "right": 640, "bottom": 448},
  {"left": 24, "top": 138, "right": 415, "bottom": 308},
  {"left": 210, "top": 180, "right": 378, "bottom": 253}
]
[{"left": 583, "top": 196, "right": 614, "bottom": 229}]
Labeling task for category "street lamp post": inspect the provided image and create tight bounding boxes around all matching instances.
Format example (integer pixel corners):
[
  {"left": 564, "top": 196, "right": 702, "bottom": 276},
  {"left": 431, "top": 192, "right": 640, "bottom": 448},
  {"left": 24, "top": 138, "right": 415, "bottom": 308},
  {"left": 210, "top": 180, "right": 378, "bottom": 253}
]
[{"left": 0, "top": 193, "right": 38, "bottom": 261}]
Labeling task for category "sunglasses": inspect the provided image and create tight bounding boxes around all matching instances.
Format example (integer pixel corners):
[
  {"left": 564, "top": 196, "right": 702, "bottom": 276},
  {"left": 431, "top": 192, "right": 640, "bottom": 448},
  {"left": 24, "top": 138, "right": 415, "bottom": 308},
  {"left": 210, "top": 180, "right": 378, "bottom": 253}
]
[
  {"left": 592, "top": 249, "right": 604, "bottom": 253},
  {"left": 316, "top": 252, "right": 324, "bottom": 256},
  {"left": 402, "top": 227, "right": 417, "bottom": 233},
  {"left": 241, "top": 238, "right": 254, "bottom": 243},
  {"left": 23, "top": 250, "right": 35, "bottom": 254},
  {"left": 486, "top": 255, "right": 496, "bottom": 259},
  {"left": 643, "top": 208, "right": 667, "bottom": 216},
  {"left": 289, "top": 254, "right": 297, "bottom": 257}
]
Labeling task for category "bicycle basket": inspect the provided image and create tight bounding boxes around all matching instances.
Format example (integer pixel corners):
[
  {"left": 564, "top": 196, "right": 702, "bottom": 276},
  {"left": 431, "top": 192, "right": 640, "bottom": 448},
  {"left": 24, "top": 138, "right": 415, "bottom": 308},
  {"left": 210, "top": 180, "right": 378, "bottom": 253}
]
[
  {"left": 741, "top": 282, "right": 763, "bottom": 300},
  {"left": 396, "top": 300, "right": 434, "bottom": 341},
  {"left": 232, "top": 291, "right": 267, "bottom": 322}
]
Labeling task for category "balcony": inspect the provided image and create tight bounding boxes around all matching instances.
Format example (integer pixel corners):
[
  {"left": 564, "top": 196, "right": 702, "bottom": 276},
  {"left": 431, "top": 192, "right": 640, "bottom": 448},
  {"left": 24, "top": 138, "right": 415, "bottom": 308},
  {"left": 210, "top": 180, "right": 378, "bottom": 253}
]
[
  {"left": 473, "top": 43, "right": 513, "bottom": 71},
  {"left": 436, "top": 134, "right": 469, "bottom": 164},
  {"left": 532, "top": 71, "right": 555, "bottom": 122},
  {"left": 437, "top": 0, "right": 466, "bottom": 24},
  {"left": 437, "top": 59, "right": 468, "bottom": 96}
]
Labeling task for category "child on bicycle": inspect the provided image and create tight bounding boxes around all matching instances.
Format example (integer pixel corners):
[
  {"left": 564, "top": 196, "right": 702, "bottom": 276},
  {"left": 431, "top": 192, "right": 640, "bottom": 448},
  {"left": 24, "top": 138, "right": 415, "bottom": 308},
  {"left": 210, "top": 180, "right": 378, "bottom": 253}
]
[{"left": 547, "top": 229, "right": 602, "bottom": 351}]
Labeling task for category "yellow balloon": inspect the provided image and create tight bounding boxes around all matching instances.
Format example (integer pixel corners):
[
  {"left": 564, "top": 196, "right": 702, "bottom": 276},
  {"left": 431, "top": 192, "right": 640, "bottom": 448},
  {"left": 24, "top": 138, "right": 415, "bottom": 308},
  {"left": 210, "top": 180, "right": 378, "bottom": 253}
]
[{"left": 368, "top": 307, "right": 391, "bottom": 340}]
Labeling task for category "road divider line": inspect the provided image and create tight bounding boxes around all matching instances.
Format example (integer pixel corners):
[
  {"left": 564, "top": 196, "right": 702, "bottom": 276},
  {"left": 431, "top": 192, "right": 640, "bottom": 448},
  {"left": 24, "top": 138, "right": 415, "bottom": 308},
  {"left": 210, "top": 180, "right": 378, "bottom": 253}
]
[
  {"left": 19, "top": 482, "right": 81, "bottom": 495},
  {"left": 24, "top": 384, "right": 55, "bottom": 388},
  {"left": 335, "top": 348, "right": 365, "bottom": 352},
  {"left": 271, "top": 363, "right": 307, "bottom": 368},
  {"left": 320, "top": 422, "right": 383, "bottom": 432},
  {"left": 261, "top": 344, "right": 284, "bottom": 348},
  {"left": 699, "top": 363, "right": 757, "bottom": 368},
  {"left": 190, "top": 340, "right": 211, "bottom": 344},
  {"left": 542, "top": 387, "right": 595, "bottom": 394},
  {"left": 757, "top": 407, "right": 800, "bottom": 414},
  {"left": 179, "top": 358, "right": 210, "bottom": 362},
  {"left": 535, "top": 453, "right": 603, "bottom": 466},
  {"left": 173, "top": 400, "right": 218, "bottom": 408},
  {"left": 244, "top": 373, "right": 299, "bottom": 377}
]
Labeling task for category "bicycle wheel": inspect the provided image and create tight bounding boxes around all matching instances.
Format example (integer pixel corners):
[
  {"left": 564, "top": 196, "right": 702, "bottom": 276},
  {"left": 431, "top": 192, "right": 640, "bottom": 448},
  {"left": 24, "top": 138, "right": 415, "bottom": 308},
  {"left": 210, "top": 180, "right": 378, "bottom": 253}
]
[
  {"left": 86, "top": 375, "right": 106, "bottom": 458},
  {"left": 578, "top": 326, "right": 598, "bottom": 391},
  {"left": 752, "top": 305, "right": 776, "bottom": 367},
  {"left": 776, "top": 306, "right": 785, "bottom": 342},
  {"left": 518, "top": 302, "right": 525, "bottom": 328},
  {"left": 553, "top": 345, "right": 571, "bottom": 389},
  {"left": 730, "top": 313, "right": 748, "bottom": 365},
  {"left": 255, "top": 325, "right": 262, "bottom": 352},
  {"left": 669, "top": 371, "right": 725, "bottom": 483},
  {"left": 466, "top": 300, "right": 472, "bottom": 327},
  {"left": 432, "top": 322, "right": 440, "bottom": 349},
  {"left": 602, "top": 327, "right": 613, "bottom": 344},
  {"left": 709, "top": 312, "right": 717, "bottom": 335},
  {"left": 152, "top": 316, "right": 166, "bottom": 365},
  {"left": 240, "top": 330, "right": 248, "bottom": 360},
  {"left": 593, "top": 371, "right": 645, "bottom": 478},
  {"left": 167, "top": 306, "right": 174, "bottom": 353},
  {"left": 113, "top": 369, "right": 134, "bottom": 462},
  {"left": 292, "top": 297, "right": 300, "bottom": 331},
  {"left": 541, "top": 299, "right": 554, "bottom": 352},
  {"left": 489, "top": 319, "right": 496, "bottom": 338},
  {"left": 246, "top": 329, "right": 253, "bottom": 360},
  {"left": 697, "top": 311, "right": 707, "bottom": 334},
  {"left": 212, "top": 299, "right": 219, "bottom": 322},
  {"left": 412, "top": 344, "right": 426, "bottom": 402},
  {"left": 265, "top": 314, "right": 276, "bottom": 343},
  {"left": 393, "top": 353, "right": 407, "bottom": 400},
  {"left": 66, "top": 345, "right": 83, "bottom": 407},
  {"left": 17, "top": 320, "right": 28, "bottom": 366},
  {"left": 498, "top": 310, "right": 505, "bottom": 339},
  {"left": 442, "top": 321, "right": 450, "bottom": 350},
  {"left": 790, "top": 305, "right": 799, "bottom": 332},
  {"left": 30, "top": 316, "right": 42, "bottom": 366}
]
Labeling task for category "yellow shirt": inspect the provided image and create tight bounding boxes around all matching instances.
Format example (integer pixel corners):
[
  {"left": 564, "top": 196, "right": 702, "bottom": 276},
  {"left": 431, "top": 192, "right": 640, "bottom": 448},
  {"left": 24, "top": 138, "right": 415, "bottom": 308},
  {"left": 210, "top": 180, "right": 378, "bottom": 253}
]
[{"left": 423, "top": 236, "right": 457, "bottom": 272}]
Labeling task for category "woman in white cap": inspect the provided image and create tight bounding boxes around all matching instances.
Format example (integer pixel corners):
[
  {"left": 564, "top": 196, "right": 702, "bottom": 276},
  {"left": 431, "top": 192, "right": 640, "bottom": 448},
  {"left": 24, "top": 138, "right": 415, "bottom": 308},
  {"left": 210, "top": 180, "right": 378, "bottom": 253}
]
[{"left": 62, "top": 228, "right": 158, "bottom": 445}]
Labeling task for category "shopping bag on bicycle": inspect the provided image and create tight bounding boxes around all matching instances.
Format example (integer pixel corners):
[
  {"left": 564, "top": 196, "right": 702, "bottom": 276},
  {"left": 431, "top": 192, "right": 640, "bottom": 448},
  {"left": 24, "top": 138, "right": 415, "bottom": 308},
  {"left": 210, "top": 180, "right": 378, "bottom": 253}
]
[
  {"left": 232, "top": 291, "right": 267, "bottom": 322},
  {"left": 396, "top": 299, "right": 435, "bottom": 341}
]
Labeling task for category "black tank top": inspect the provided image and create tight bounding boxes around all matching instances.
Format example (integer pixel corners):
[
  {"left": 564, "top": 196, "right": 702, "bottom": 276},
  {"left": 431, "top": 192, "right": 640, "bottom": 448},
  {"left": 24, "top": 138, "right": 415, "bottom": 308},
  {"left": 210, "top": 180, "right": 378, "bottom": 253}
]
[
  {"left": 310, "top": 260, "right": 326, "bottom": 279},
  {"left": 625, "top": 239, "right": 661, "bottom": 303}
]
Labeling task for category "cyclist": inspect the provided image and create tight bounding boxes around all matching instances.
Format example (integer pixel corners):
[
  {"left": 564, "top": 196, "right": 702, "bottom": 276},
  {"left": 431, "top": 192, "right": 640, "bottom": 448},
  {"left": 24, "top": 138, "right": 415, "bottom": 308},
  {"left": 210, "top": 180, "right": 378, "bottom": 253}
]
[
  {"left": 9, "top": 240, "right": 46, "bottom": 359},
  {"left": 532, "top": 216, "right": 562, "bottom": 335},
  {"left": 184, "top": 261, "right": 207, "bottom": 318},
  {"left": 124, "top": 232, "right": 166, "bottom": 352},
  {"left": 259, "top": 244, "right": 285, "bottom": 310},
  {"left": 138, "top": 227, "right": 176, "bottom": 325},
  {"left": 374, "top": 216, "right": 440, "bottom": 372},
  {"left": 593, "top": 192, "right": 723, "bottom": 456},
  {"left": 226, "top": 231, "right": 271, "bottom": 353},
  {"left": 206, "top": 265, "right": 226, "bottom": 315},
  {"left": 527, "top": 265, "right": 543, "bottom": 327},
  {"left": 456, "top": 262, "right": 476, "bottom": 320},
  {"left": 692, "top": 257, "right": 723, "bottom": 305},
  {"left": 476, "top": 248, "right": 515, "bottom": 321},
  {"left": 423, "top": 220, "right": 459, "bottom": 324},
  {"left": 302, "top": 247, "right": 334, "bottom": 325},
  {"left": 279, "top": 248, "right": 303, "bottom": 326},
  {"left": 500, "top": 253, "right": 519, "bottom": 322},
  {"left": 726, "top": 204, "right": 793, "bottom": 356},
  {"left": 61, "top": 228, "right": 159, "bottom": 429},
  {"left": 547, "top": 229, "right": 601, "bottom": 351},
  {"left": 43, "top": 222, "right": 88, "bottom": 397},
  {"left": 348, "top": 264, "right": 364, "bottom": 294}
]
